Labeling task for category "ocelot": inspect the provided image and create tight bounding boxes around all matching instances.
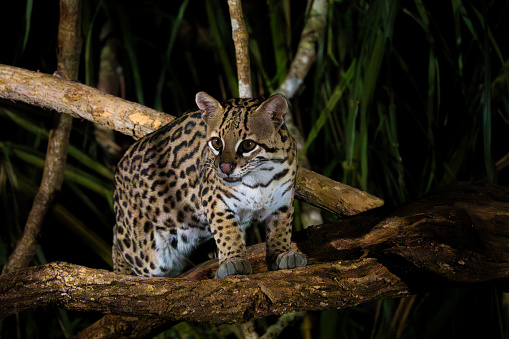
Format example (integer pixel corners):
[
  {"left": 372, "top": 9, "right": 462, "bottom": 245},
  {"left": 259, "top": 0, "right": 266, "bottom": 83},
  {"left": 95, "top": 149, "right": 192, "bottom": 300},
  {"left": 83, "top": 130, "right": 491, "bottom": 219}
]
[{"left": 112, "top": 92, "right": 307, "bottom": 278}]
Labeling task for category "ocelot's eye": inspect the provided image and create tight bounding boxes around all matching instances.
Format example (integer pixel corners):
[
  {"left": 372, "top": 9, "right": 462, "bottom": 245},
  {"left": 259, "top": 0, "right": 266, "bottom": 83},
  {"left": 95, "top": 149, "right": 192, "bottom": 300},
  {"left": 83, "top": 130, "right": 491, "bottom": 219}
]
[
  {"left": 209, "top": 137, "right": 223, "bottom": 151},
  {"left": 239, "top": 140, "right": 256, "bottom": 153}
]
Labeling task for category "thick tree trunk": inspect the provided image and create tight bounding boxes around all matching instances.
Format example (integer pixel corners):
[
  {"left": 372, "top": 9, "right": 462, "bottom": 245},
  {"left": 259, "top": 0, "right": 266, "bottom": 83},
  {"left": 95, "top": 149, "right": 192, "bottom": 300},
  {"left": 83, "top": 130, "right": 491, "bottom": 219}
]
[{"left": 1, "top": 183, "right": 508, "bottom": 328}]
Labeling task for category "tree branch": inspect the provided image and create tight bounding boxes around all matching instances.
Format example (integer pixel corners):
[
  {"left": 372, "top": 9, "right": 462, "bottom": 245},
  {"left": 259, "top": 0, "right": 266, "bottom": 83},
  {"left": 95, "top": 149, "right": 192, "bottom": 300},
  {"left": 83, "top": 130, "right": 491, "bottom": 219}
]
[
  {"left": 1, "top": 0, "right": 81, "bottom": 274},
  {"left": 1, "top": 183, "right": 508, "bottom": 325},
  {"left": 0, "top": 64, "right": 173, "bottom": 139},
  {"left": 296, "top": 167, "right": 382, "bottom": 216},
  {"left": 0, "top": 259, "right": 405, "bottom": 324},
  {"left": 0, "top": 64, "right": 383, "bottom": 216},
  {"left": 276, "top": 0, "right": 327, "bottom": 99}
]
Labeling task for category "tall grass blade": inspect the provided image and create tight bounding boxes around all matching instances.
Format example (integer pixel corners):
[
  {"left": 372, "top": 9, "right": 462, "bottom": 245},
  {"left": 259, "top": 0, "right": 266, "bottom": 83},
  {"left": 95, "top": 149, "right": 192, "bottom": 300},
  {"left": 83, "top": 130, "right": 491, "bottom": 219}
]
[
  {"left": 6, "top": 143, "right": 112, "bottom": 199},
  {"left": 83, "top": 3, "right": 101, "bottom": 87},
  {"left": 268, "top": 0, "right": 291, "bottom": 87},
  {"left": 154, "top": 0, "right": 190, "bottom": 111},
  {"left": 206, "top": 0, "right": 238, "bottom": 97},
  {"left": 22, "top": 0, "right": 33, "bottom": 53},
  {"left": 481, "top": 7, "right": 495, "bottom": 183},
  {"left": 51, "top": 202, "right": 113, "bottom": 266},
  {"left": 117, "top": 6, "right": 145, "bottom": 105},
  {"left": 302, "top": 62, "right": 355, "bottom": 156},
  {"left": 2, "top": 108, "right": 114, "bottom": 181},
  {"left": 13, "top": 173, "right": 113, "bottom": 267}
]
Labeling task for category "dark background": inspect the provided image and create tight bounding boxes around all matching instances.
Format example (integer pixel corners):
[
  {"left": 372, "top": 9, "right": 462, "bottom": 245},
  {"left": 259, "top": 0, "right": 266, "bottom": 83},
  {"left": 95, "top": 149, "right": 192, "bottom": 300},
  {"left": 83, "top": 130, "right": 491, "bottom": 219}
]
[{"left": 0, "top": 0, "right": 508, "bottom": 338}]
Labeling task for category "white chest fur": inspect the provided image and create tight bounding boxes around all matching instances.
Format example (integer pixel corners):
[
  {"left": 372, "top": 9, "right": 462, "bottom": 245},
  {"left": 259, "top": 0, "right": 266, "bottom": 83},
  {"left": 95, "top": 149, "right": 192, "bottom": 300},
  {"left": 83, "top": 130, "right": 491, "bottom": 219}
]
[{"left": 223, "top": 166, "right": 294, "bottom": 227}]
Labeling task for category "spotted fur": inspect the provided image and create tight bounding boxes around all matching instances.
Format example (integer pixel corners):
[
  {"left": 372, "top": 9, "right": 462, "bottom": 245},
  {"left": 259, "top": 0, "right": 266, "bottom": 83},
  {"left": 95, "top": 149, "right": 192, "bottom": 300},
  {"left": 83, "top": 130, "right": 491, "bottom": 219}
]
[{"left": 113, "top": 92, "right": 307, "bottom": 278}]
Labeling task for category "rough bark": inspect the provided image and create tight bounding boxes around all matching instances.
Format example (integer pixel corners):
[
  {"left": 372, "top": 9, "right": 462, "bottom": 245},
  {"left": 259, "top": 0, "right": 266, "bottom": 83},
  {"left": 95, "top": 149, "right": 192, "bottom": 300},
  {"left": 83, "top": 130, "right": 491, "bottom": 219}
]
[
  {"left": 0, "top": 64, "right": 384, "bottom": 216},
  {"left": 0, "top": 259, "right": 404, "bottom": 324},
  {"left": 1, "top": 183, "right": 508, "bottom": 327}
]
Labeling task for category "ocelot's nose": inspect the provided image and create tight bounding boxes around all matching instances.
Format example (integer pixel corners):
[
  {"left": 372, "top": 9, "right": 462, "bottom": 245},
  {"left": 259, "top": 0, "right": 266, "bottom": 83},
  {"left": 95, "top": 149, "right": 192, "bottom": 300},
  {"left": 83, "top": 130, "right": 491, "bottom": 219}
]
[{"left": 219, "top": 162, "right": 236, "bottom": 175}]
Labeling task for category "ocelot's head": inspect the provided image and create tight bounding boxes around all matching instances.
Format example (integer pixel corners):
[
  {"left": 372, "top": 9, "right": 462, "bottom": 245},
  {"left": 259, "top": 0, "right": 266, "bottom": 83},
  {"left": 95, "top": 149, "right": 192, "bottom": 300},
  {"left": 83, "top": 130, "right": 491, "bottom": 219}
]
[{"left": 196, "top": 92, "right": 294, "bottom": 186}]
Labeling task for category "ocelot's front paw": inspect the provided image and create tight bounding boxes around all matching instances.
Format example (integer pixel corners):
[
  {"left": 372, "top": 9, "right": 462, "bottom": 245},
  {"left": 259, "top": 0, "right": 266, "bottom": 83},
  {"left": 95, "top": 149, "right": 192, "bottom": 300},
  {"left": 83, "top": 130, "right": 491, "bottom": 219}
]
[
  {"left": 270, "top": 251, "right": 307, "bottom": 271},
  {"left": 215, "top": 258, "right": 252, "bottom": 278}
]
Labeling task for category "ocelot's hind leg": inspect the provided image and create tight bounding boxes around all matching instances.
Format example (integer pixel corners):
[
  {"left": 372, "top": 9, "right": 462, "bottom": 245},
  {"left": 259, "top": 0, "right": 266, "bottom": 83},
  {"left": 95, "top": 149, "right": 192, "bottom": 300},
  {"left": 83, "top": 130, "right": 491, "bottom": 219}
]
[{"left": 112, "top": 241, "right": 135, "bottom": 275}]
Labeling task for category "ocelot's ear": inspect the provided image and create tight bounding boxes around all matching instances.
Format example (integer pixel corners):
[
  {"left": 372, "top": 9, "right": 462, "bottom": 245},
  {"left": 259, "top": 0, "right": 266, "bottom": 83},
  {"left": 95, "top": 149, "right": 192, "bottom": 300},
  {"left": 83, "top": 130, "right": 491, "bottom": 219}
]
[
  {"left": 256, "top": 94, "right": 288, "bottom": 131},
  {"left": 196, "top": 92, "right": 223, "bottom": 123}
]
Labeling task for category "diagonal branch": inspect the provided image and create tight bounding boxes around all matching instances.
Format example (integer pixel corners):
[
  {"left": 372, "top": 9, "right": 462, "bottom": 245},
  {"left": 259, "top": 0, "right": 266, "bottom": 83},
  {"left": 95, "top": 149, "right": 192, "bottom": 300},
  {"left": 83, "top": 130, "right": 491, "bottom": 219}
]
[
  {"left": 276, "top": 0, "right": 328, "bottom": 99},
  {"left": 0, "top": 64, "right": 172, "bottom": 139},
  {"left": 0, "top": 64, "right": 383, "bottom": 216}
]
